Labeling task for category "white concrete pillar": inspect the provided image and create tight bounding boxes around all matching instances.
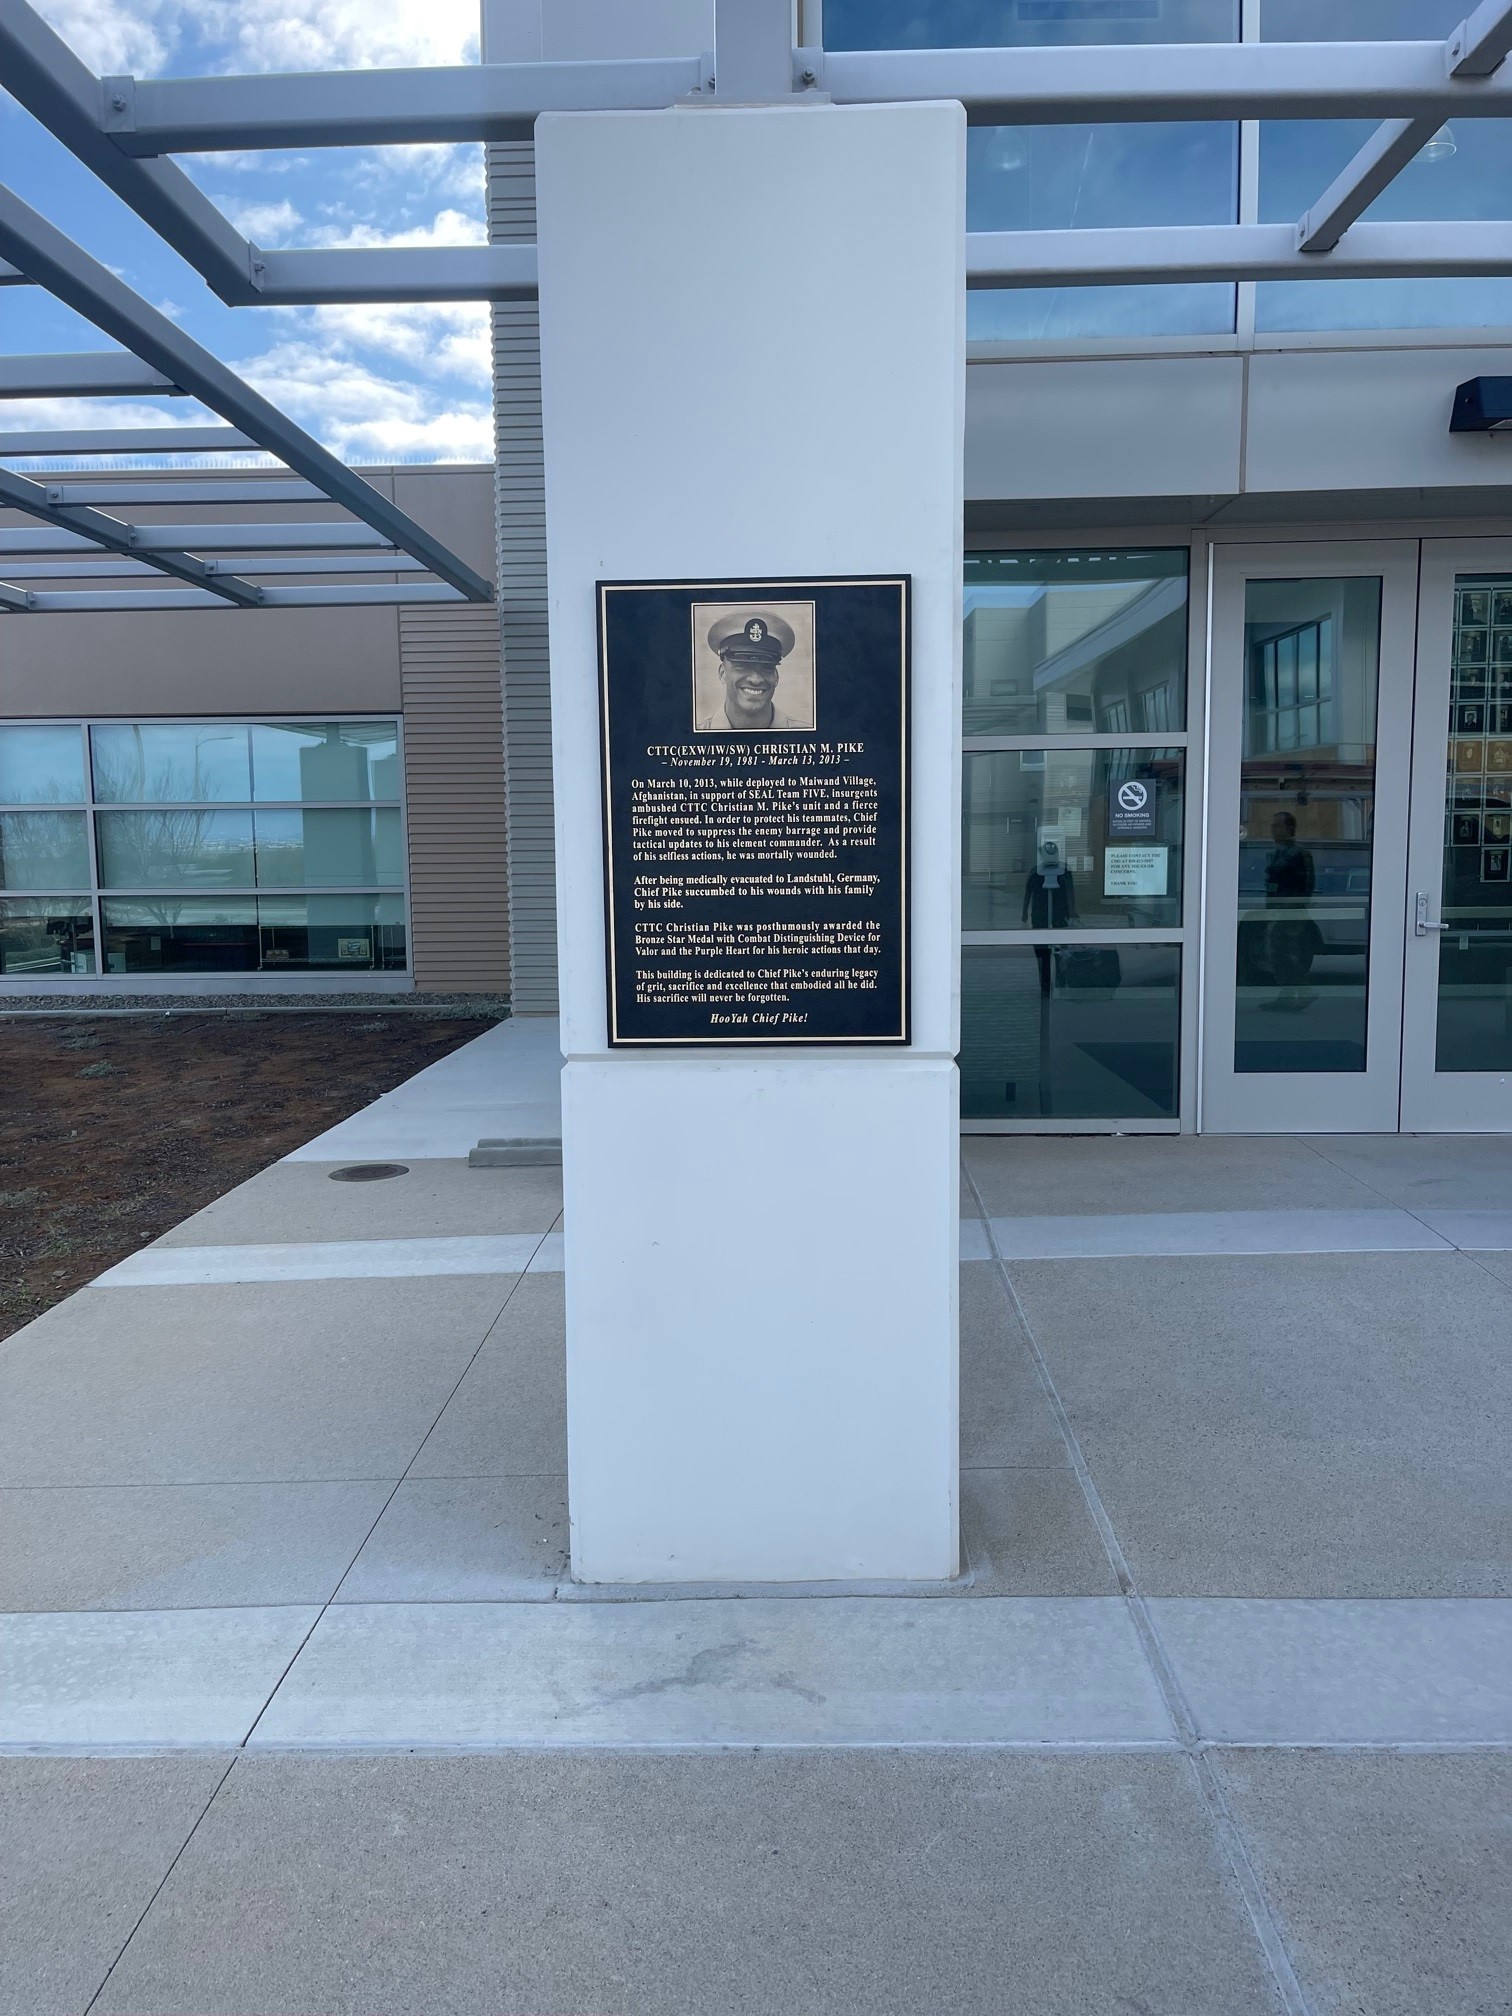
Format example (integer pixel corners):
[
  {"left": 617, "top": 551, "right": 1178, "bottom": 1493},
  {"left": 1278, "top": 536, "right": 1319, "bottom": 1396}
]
[{"left": 537, "top": 97, "right": 965, "bottom": 1582}]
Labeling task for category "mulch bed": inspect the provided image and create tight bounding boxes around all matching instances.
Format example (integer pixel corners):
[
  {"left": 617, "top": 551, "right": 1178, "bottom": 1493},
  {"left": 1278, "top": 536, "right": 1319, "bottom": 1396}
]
[{"left": 0, "top": 1012, "right": 499, "bottom": 1344}]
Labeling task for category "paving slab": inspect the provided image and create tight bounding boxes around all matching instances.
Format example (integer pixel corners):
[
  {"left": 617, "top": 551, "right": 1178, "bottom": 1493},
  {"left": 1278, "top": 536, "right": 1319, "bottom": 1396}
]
[
  {"left": 1307, "top": 1130, "right": 1512, "bottom": 1211},
  {"left": 960, "top": 1468, "right": 1118, "bottom": 1596},
  {"left": 0, "top": 1754, "right": 228, "bottom": 2016},
  {"left": 249, "top": 1596, "right": 1173, "bottom": 1748},
  {"left": 0, "top": 1276, "right": 513, "bottom": 1487},
  {"left": 1152, "top": 1597, "right": 1512, "bottom": 1744},
  {"left": 97, "top": 1235, "right": 545, "bottom": 1286},
  {"left": 94, "top": 1749, "right": 1280, "bottom": 2016},
  {"left": 409, "top": 1272, "right": 567, "bottom": 1479},
  {"left": 959, "top": 1260, "right": 1067, "bottom": 1469},
  {"left": 988, "top": 1206, "right": 1444, "bottom": 1258},
  {"left": 1008, "top": 1251, "right": 1512, "bottom": 1596},
  {"left": 964, "top": 1132, "right": 1376, "bottom": 1217},
  {"left": 334, "top": 1475, "right": 569, "bottom": 1602},
  {"left": 0, "top": 1607, "right": 318, "bottom": 1749},
  {"left": 1213, "top": 1749, "right": 1512, "bottom": 2016},
  {"left": 157, "top": 1156, "right": 562, "bottom": 1245},
  {"left": 0, "top": 1481, "right": 390, "bottom": 1611}
]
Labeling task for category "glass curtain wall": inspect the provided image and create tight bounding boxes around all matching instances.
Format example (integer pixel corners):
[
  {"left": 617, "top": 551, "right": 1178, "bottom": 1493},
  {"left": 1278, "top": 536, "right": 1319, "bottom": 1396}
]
[
  {"left": 822, "top": 0, "right": 1241, "bottom": 342},
  {"left": 961, "top": 549, "right": 1191, "bottom": 1123},
  {"left": 0, "top": 720, "right": 408, "bottom": 978}
]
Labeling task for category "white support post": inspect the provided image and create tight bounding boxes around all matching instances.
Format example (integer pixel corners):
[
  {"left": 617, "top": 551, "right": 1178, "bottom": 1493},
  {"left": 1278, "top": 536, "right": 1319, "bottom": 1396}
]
[
  {"left": 536, "top": 97, "right": 964, "bottom": 1583},
  {"left": 714, "top": 0, "right": 793, "bottom": 99}
]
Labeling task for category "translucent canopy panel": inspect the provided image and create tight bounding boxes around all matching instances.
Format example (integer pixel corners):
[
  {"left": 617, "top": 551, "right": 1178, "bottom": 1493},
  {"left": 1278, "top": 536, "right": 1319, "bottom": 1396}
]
[{"left": 823, "top": 1, "right": 1238, "bottom": 50}]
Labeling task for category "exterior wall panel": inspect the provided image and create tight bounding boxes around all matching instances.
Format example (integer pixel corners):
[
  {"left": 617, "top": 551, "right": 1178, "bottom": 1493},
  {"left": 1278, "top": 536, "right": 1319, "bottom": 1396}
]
[{"left": 399, "top": 600, "right": 510, "bottom": 994}]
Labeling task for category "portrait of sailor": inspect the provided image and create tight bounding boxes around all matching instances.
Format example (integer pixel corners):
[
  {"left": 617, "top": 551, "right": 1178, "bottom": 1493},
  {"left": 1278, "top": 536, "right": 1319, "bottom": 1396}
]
[{"left": 697, "top": 611, "right": 807, "bottom": 731}]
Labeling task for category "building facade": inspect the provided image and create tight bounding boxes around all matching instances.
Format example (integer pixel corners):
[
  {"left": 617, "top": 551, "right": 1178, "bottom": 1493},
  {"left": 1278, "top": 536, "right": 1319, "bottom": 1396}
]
[{"left": 5, "top": 0, "right": 1512, "bottom": 1136}]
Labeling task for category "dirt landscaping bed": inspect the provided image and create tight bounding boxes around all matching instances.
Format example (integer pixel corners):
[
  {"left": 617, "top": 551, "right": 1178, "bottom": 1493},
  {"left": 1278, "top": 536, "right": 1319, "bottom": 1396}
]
[{"left": 0, "top": 1010, "right": 500, "bottom": 1343}]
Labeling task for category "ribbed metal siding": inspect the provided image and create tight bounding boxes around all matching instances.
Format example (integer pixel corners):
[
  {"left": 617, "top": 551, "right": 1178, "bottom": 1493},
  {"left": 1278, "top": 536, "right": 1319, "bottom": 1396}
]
[
  {"left": 398, "top": 600, "right": 510, "bottom": 992},
  {"left": 488, "top": 139, "right": 559, "bottom": 1013}
]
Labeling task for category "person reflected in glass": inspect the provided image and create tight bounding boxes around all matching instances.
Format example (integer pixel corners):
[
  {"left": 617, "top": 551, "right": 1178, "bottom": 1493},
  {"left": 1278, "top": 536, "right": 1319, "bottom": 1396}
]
[
  {"left": 1023, "top": 834, "right": 1078, "bottom": 996},
  {"left": 1262, "top": 809, "right": 1320, "bottom": 1013}
]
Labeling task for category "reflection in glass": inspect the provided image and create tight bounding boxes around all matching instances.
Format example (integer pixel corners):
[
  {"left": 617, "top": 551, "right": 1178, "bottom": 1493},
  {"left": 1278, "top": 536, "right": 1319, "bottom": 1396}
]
[
  {"left": 253, "top": 808, "right": 403, "bottom": 888},
  {"left": 964, "top": 549, "right": 1188, "bottom": 735},
  {"left": 90, "top": 723, "right": 251, "bottom": 804},
  {"left": 250, "top": 722, "right": 400, "bottom": 803},
  {"left": 1436, "top": 576, "right": 1512, "bottom": 1071},
  {"left": 257, "top": 894, "right": 407, "bottom": 972},
  {"left": 961, "top": 943, "right": 1181, "bottom": 1120},
  {"left": 101, "top": 898, "right": 258, "bottom": 974},
  {"left": 96, "top": 809, "right": 254, "bottom": 889},
  {"left": 0, "top": 811, "right": 91, "bottom": 891},
  {"left": 0, "top": 898, "right": 95, "bottom": 975},
  {"left": 1234, "top": 578, "right": 1382, "bottom": 1074},
  {"left": 1258, "top": 0, "right": 1512, "bottom": 332},
  {"left": 963, "top": 747, "right": 1184, "bottom": 930},
  {"left": 0, "top": 725, "right": 86, "bottom": 806},
  {"left": 823, "top": 1, "right": 1237, "bottom": 46}
]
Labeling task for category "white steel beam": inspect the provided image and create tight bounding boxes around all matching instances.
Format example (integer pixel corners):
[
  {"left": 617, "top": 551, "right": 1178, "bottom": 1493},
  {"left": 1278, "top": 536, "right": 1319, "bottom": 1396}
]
[
  {"left": 9, "top": 581, "right": 467, "bottom": 612},
  {"left": 1448, "top": 0, "right": 1512, "bottom": 75},
  {"left": 0, "top": 182, "right": 493, "bottom": 602},
  {"left": 0, "top": 553, "right": 428, "bottom": 578},
  {"left": 0, "top": 0, "right": 260, "bottom": 302},
  {"left": 67, "top": 38, "right": 1512, "bottom": 160},
  {"left": 253, "top": 244, "right": 537, "bottom": 305},
  {"left": 104, "top": 56, "right": 703, "bottom": 154},
  {"left": 1297, "top": 118, "right": 1441, "bottom": 254},
  {"left": 0, "top": 524, "right": 393, "bottom": 554},
  {"left": 0, "top": 464, "right": 264, "bottom": 605},
  {"left": 714, "top": 0, "right": 792, "bottom": 101},
  {"left": 818, "top": 39, "right": 1512, "bottom": 124},
  {"left": 32, "top": 480, "right": 323, "bottom": 505},
  {"left": 966, "top": 218, "right": 1512, "bottom": 287},
  {"left": 0, "top": 352, "right": 182, "bottom": 398},
  {"left": 0, "top": 426, "right": 256, "bottom": 455}
]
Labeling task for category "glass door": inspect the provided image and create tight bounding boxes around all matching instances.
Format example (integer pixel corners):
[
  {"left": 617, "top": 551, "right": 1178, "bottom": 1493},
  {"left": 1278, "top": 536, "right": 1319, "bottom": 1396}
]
[
  {"left": 1401, "top": 541, "right": 1512, "bottom": 1131},
  {"left": 1202, "top": 543, "right": 1417, "bottom": 1133}
]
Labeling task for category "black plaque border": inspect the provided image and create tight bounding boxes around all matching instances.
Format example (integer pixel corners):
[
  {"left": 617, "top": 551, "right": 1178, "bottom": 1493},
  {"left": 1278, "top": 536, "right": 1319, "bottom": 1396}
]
[{"left": 596, "top": 574, "right": 912, "bottom": 1049}]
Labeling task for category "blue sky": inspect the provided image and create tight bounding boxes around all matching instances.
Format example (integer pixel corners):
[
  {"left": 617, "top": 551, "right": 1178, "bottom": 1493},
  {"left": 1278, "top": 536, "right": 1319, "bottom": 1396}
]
[{"left": 2, "top": 0, "right": 493, "bottom": 463}]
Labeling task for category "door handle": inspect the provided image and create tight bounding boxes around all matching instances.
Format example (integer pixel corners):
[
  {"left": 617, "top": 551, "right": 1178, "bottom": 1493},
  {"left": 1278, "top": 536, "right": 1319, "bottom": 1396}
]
[{"left": 1415, "top": 892, "right": 1449, "bottom": 936}]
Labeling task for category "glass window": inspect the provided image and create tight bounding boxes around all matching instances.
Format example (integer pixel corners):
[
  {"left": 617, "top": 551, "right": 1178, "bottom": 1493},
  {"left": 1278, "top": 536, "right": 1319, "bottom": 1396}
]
[
  {"left": 1258, "top": 0, "right": 1512, "bottom": 332},
  {"left": 961, "top": 942, "right": 1181, "bottom": 1120},
  {"left": 0, "top": 811, "right": 91, "bottom": 891},
  {"left": 101, "top": 898, "right": 259, "bottom": 975},
  {"left": 1235, "top": 577, "right": 1382, "bottom": 1075},
  {"left": 251, "top": 722, "right": 400, "bottom": 803},
  {"left": 0, "top": 898, "right": 95, "bottom": 976},
  {"left": 1435, "top": 578, "right": 1512, "bottom": 1072},
  {"left": 90, "top": 723, "right": 252, "bottom": 804},
  {"left": 964, "top": 549, "right": 1188, "bottom": 734},
  {"left": 964, "top": 747, "right": 1184, "bottom": 929},
  {"left": 253, "top": 808, "right": 404, "bottom": 888},
  {"left": 257, "top": 894, "right": 407, "bottom": 972},
  {"left": 825, "top": 0, "right": 1239, "bottom": 342},
  {"left": 0, "top": 725, "right": 86, "bottom": 806},
  {"left": 96, "top": 809, "right": 254, "bottom": 890}
]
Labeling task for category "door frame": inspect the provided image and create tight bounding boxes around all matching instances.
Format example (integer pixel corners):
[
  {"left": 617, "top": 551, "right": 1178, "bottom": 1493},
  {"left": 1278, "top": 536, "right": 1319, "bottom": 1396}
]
[
  {"left": 1200, "top": 540, "right": 1419, "bottom": 1134},
  {"left": 1400, "top": 537, "right": 1512, "bottom": 1132}
]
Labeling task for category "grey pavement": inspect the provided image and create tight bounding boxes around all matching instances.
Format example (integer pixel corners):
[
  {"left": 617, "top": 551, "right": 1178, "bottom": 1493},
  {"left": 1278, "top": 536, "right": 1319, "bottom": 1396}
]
[{"left": 1, "top": 1059, "right": 1509, "bottom": 2012}]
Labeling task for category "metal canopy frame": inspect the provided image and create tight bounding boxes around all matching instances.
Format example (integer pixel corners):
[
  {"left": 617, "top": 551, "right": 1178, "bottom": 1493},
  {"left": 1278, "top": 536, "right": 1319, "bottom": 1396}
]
[
  {"left": 5, "top": 0, "right": 1512, "bottom": 303},
  {"left": 3, "top": 0, "right": 1512, "bottom": 609}
]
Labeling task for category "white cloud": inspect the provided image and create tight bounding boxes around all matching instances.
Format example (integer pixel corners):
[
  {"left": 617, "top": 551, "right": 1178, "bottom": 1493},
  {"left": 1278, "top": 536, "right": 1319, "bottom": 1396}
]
[
  {"left": 34, "top": 0, "right": 479, "bottom": 75},
  {"left": 222, "top": 197, "right": 303, "bottom": 241},
  {"left": 0, "top": 395, "right": 215, "bottom": 431}
]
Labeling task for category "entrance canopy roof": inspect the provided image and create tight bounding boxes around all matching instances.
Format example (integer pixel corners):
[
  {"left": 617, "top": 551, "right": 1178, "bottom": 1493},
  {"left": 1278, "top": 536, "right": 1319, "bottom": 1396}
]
[{"left": 3, "top": 0, "right": 1512, "bottom": 612}]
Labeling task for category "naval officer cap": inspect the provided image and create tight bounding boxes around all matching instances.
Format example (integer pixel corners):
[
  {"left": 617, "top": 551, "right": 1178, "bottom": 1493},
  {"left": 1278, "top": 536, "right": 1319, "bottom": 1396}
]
[{"left": 707, "top": 610, "right": 796, "bottom": 669}]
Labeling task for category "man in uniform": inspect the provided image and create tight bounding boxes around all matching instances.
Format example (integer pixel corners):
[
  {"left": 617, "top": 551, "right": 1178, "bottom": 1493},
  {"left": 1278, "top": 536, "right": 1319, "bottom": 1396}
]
[{"left": 698, "top": 611, "right": 806, "bottom": 730}]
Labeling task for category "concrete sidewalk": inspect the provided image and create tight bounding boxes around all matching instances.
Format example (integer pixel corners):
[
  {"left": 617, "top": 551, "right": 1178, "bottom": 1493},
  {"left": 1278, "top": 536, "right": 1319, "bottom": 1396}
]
[{"left": 1, "top": 1022, "right": 1509, "bottom": 2014}]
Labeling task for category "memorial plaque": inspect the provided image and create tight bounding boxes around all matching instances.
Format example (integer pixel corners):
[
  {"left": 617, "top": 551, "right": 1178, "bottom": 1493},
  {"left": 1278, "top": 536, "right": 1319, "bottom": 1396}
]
[{"left": 597, "top": 576, "right": 910, "bottom": 1046}]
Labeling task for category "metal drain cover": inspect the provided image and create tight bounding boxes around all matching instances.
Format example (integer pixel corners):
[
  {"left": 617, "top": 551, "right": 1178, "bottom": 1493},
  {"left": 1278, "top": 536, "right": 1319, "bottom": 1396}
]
[{"left": 328, "top": 1162, "right": 410, "bottom": 1183}]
